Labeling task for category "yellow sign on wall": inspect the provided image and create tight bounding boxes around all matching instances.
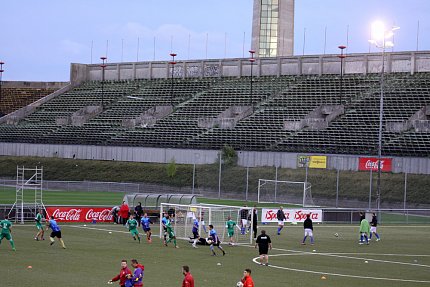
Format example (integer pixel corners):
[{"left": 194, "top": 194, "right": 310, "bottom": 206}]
[
  {"left": 308, "top": 156, "right": 327, "bottom": 169},
  {"left": 297, "top": 155, "right": 327, "bottom": 169}
]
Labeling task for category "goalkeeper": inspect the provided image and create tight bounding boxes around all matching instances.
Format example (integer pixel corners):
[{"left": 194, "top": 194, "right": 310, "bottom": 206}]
[{"left": 225, "top": 216, "right": 240, "bottom": 245}]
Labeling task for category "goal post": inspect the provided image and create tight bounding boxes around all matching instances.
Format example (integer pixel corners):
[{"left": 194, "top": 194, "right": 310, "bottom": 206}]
[
  {"left": 160, "top": 203, "right": 254, "bottom": 244},
  {"left": 257, "top": 179, "right": 314, "bottom": 207}
]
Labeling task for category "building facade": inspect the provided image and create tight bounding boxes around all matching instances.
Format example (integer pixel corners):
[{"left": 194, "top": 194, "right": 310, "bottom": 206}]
[{"left": 251, "top": 0, "right": 295, "bottom": 57}]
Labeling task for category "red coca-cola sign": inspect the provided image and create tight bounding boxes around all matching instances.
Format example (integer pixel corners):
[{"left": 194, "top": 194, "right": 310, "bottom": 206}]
[
  {"left": 46, "top": 207, "right": 113, "bottom": 222},
  {"left": 358, "top": 157, "right": 392, "bottom": 172}
]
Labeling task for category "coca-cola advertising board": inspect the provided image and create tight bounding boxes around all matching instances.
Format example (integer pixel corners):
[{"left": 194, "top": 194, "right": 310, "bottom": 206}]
[
  {"left": 358, "top": 157, "right": 392, "bottom": 172},
  {"left": 46, "top": 207, "right": 113, "bottom": 222},
  {"left": 261, "top": 208, "right": 322, "bottom": 223}
]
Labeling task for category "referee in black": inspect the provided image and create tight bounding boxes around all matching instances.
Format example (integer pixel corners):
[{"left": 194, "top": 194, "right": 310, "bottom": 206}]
[{"left": 255, "top": 230, "right": 272, "bottom": 266}]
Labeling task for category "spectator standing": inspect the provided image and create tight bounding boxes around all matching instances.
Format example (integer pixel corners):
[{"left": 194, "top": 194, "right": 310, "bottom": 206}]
[
  {"left": 134, "top": 202, "right": 143, "bottom": 226},
  {"left": 119, "top": 201, "right": 130, "bottom": 225}
]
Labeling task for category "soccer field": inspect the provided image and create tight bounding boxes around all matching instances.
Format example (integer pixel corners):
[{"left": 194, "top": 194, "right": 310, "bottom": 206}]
[{"left": 1, "top": 223, "right": 429, "bottom": 287}]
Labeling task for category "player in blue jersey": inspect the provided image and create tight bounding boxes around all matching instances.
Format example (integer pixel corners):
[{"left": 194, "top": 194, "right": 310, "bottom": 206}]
[
  {"left": 141, "top": 213, "right": 153, "bottom": 243},
  {"left": 191, "top": 217, "right": 201, "bottom": 248},
  {"left": 161, "top": 213, "right": 168, "bottom": 245},
  {"left": 208, "top": 225, "right": 225, "bottom": 256},
  {"left": 46, "top": 216, "right": 66, "bottom": 249}
]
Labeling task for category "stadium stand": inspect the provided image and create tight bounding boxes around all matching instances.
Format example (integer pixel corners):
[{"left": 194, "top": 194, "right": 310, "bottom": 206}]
[
  {"left": 0, "top": 73, "right": 429, "bottom": 157},
  {"left": 0, "top": 87, "right": 57, "bottom": 116}
]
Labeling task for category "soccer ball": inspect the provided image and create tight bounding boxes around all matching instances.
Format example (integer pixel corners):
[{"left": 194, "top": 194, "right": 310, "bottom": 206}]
[
  {"left": 236, "top": 281, "right": 244, "bottom": 287},
  {"left": 206, "top": 238, "right": 213, "bottom": 244},
  {"left": 334, "top": 233, "right": 339, "bottom": 237}
]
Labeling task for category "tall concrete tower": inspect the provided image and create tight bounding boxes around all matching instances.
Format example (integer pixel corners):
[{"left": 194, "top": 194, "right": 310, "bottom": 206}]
[{"left": 251, "top": 0, "right": 295, "bottom": 57}]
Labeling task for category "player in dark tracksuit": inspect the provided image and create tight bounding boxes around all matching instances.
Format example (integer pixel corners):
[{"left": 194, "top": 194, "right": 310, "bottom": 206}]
[
  {"left": 277, "top": 206, "right": 286, "bottom": 235},
  {"left": 301, "top": 214, "right": 314, "bottom": 245}
]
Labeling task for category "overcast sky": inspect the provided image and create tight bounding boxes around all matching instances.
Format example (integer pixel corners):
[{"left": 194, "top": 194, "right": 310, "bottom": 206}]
[{"left": 1, "top": 0, "right": 429, "bottom": 81}]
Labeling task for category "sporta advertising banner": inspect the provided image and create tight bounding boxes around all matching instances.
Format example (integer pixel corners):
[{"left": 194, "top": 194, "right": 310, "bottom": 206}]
[
  {"left": 261, "top": 208, "right": 323, "bottom": 223},
  {"left": 358, "top": 157, "right": 392, "bottom": 172},
  {"left": 46, "top": 207, "right": 113, "bottom": 222}
]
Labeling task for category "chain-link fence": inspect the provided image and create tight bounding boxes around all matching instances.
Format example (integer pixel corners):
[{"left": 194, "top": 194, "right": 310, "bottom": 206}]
[{"left": 0, "top": 158, "right": 429, "bottom": 209}]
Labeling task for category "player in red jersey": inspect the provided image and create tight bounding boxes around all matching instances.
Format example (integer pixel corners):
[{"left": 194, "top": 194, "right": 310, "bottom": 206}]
[
  {"left": 241, "top": 269, "right": 254, "bottom": 287},
  {"left": 108, "top": 259, "right": 132, "bottom": 287},
  {"left": 182, "top": 265, "right": 194, "bottom": 287}
]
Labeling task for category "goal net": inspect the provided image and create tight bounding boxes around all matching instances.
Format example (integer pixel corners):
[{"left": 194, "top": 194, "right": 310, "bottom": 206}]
[
  {"left": 257, "top": 179, "right": 315, "bottom": 207},
  {"left": 160, "top": 203, "right": 253, "bottom": 245}
]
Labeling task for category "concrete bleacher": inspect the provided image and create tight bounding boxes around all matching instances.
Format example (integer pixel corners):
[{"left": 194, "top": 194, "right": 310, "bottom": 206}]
[{"left": 0, "top": 73, "right": 429, "bottom": 157}]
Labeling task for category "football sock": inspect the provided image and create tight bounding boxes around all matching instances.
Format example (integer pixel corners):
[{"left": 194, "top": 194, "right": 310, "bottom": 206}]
[
  {"left": 375, "top": 233, "right": 380, "bottom": 239},
  {"left": 360, "top": 234, "right": 364, "bottom": 242},
  {"left": 365, "top": 235, "right": 368, "bottom": 243},
  {"left": 369, "top": 233, "right": 372, "bottom": 239},
  {"left": 60, "top": 239, "right": 66, "bottom": 248},
  {"left": 310, "top": 236, "right": 314, "bottom": 244},
  {"left": 173, "top": 239, "right": 177, "bottom": 246},
  {"left": 302, "top": 236, "right": 307, "bottom": 243},
  {"left": 10, "top": 239, "right": 15, "bottom": 249}
]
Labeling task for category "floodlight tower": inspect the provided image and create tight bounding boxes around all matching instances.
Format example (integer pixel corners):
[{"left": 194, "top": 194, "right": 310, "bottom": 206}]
[
  {"left": 169, "top": 53, "right": 177, "bottom": 107},
  {"left": 368, "top": 21, "right": 399, "bottom": 211},
  {"left": 249, "top": 50, "right": 256, "bottom": 111},
  {"left": 338, "top": 45, "right": 346, "bottom": 105},
  {"left": 0, "top": 61, "right": 4, "bottom": 110},
  {"left": 100, "top": 56, "right": 107, "bottom": 109}
]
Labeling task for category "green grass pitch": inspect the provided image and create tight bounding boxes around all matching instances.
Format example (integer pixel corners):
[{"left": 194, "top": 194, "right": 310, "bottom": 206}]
[{"left": 1, "top": 223, "right": 429, "bottom": 287}]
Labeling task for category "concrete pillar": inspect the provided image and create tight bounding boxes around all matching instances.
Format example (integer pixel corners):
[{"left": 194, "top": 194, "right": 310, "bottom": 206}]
[
  {"left": 319, "top": 56, "right": 323, "bottom": 76},
  {"left": 411, "top": 52, "right": 416, "bottom": 75},
  {"left": 117, "top": 64, "right": 120, "bottom": 81},
  {"left": 149, "top": 62, "right": 153, "bottom": 79},
  {"left": 251, "top": 0, "right": 295, "bottom": 57},
  {"left": 132, "top": 63, "right": 136, "bottom": 80},
  {"left": 277, "top": 57, "right": 282, "bottom": 77},
  {"left": 200, "top": 60, "right": 204, "bottom": 79}
]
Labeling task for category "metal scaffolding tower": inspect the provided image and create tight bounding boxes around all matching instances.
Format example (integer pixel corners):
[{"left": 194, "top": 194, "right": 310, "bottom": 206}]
[{"left": 8, "top": 166, "right": 45, "bottom": 223}]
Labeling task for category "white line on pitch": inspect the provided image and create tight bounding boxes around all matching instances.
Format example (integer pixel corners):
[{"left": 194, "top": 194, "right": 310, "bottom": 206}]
[{"left": 251, "top": 256, "right": 430, "bottom": 284}]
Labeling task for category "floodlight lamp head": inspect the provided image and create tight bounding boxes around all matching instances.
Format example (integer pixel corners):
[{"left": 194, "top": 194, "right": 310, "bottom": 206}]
[
  {"left": 385, "top": 41, "right": 394, "bottom": 48},
  {"left": 100, "top": 56, "right": 107, "bottom": 61},
  {"left": 371, "top": 21, "right": 386, "bottom": 41},
  {"left": 338, "top": 45, "right": 347, "bottom": 50},
  {"left": 170, "top": 53, "right": 177, "bottom": 57}
]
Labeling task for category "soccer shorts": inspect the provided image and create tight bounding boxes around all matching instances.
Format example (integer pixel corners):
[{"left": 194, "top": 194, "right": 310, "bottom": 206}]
[
  {"left": 304, "top": 228, "right": 313, "bottom": 237},
  {"left": 278, "top": 220, "right": 285, "bottom": 226},
  {"left": 259, "top": 246, "right": 269, "bottom": 255},
  {"left": 50, "top": 231, "right": 62, "bottom": 238},
  {"left": 143, "top": 227, "right": 151, "bottom": 233},
  {"left": 130, "top": 229, "right": 139, "bottom": 236},
  {"left": 36, "top": 223, "right": 43, "bottom": 230},
  {"left": 370, "top": 226, "right": 377, "bottom": 233},
  {"left": 0, "top": 232, "right": 12, "bottom": 241},
  {"left": 192, "top": 231, "right": 199, "bottom": 239},
  {"left": 168, "top": 231, "right": 175, "bottom": 238},
  {"left": 227, "top": 229, "right": 234, "bottom": 238},
  {"left": 241, "top": 219, "right": 248, "bottom": 226}
]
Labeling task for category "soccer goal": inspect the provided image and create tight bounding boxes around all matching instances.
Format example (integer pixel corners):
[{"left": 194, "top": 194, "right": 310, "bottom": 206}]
[
  {"left": 160, "top": 203, "right": 254, "bottom": 244},
  {"left": 257, "top": 179, "right": 315, "bottom": 207}
]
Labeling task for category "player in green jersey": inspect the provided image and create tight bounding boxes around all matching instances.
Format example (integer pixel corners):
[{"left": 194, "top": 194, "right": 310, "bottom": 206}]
[
  {"left": 164, "top": 218, "right": 179, "bottom": 248},
  {"left": 127, "top": 214, "right": 140, "bottom": 243},
  {"left": 34, "top": 209, "right": 45, "bottom": 241},
  {"left": 0, "top": 216, "right": 16, "bottom": 251},
  {"left": 225, "top": 216, "right": 238, "bottom": 246},
  {"left": 359, "top": 217, "right": 371, "bottom": 245}
]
